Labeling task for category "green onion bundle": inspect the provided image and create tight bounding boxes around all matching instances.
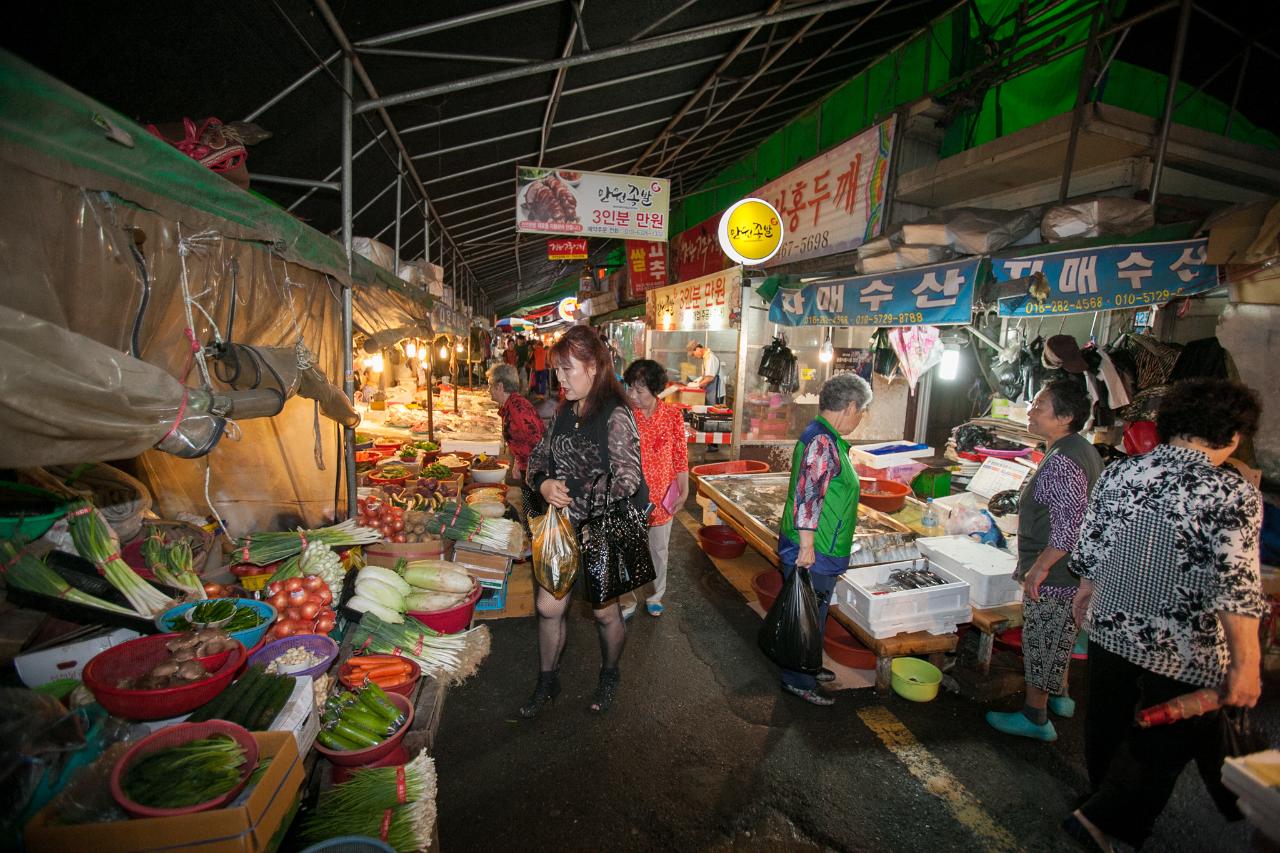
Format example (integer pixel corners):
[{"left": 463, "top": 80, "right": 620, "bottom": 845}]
[
  {"left": 122, "top": 734, "right": 248, "bottom": 809},
  {"left": 0, "top": 539, "right": 135, "bottom": 616},
  {"left": 233, "top": 519, "right": 382, "bottom": 566},
  {"left": 302, "top": 750, "right": 436, "bottom": 851},
  {"left": 349, "top": 612, "right": 491, "bottom": 684},
  {"left": 423, "top": 503, "right": 521, "bottom": 552},
  {"left": 66, "top": 501, "right": 174, "bottom": 616}
]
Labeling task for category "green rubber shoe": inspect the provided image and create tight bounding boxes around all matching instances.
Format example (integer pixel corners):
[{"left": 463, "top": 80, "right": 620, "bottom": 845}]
[
  {"left": 986, "top": 710, "right": 1058, "bottom": 742},
  {"left": 1048, "top": 695, "right": 1076, "bottom": 718}
]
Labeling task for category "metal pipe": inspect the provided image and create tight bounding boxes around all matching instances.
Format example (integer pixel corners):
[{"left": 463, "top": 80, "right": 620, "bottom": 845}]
[
  {"left": 1058, "top": 4, "right": 1103, "bottom": 203},
  {"left": 393, "top": 152, "right": 403, "bottom": 271},
  {"left": 244, "top": 49, "right": 342, "bottom": 123},
  {"left": 287, "top": 130, "right": 386, "bottom": 212},
  {"left": 632, "top": 0, "right": 784, "bottom": 172},
  {"left": 353, "top": 175, "right": 400, "bottom": 223},
  {"left": 1225, "top": 46, "right": 1250, "bottom": 136},
  {"left": 357, "top": 47, "right": 531, "bottom": 65},
  {"left": 1092, "top": 25, "right": 1128, "bottom": 88},
  {"left": 539, "top": 1, "right": 584, "bottom": 167},
  {"left": 340, "top": 57, "right": 357, "bottom": 521},
  {"left": 359, "top": 0, "right": 892, "bottom": 113},
  {"left": 1173, "top": 50, "right": 1241, "bottom": 114},
  {"left": 357, "top": 0, "right": 564, "bottom": 48},
  {"left": 252, "top": 173, "right": 340, "bottom": 191},
  {"left": 423, "top": 201, "right": 431, "bottom": 265},
  {"left": 630, "top": 0, "right": 701, "bottom": 42},
  {"left": 1149, "top": 0, "right": 1193, "bottom": 208}
]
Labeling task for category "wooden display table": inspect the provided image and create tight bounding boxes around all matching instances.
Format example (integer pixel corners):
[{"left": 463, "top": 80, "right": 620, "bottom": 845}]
[
  {"left": 829, "top": 607, "right": 957, "bottom": 694},
  {"left": 969, "top": 602, "right": 1024, "bottom": 675}
]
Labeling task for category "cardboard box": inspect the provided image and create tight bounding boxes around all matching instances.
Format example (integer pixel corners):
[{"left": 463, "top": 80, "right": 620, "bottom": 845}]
[
  {"left": 451, "top": 546, "right": 512, "bottom": 589},
  {"left": 25, "top": 731, "right": 303, "bottom": 853},
  {"left": 270, "top": 675, "right": 319, "bottom": 755},
  {"left": 14, "top": 628, "right": 141, "bottom": 688},
  {"left": 364, "top": 539, "right": 447, "bottom": 569}
]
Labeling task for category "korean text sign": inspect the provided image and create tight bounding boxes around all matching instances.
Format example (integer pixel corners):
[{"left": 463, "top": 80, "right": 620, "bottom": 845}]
[
  {"left": 756, "top": 117, "right": 895, "bottom": 268},
  {"left": 625, "top": 239, "right": 669, "bottom": 299},
  {"left": 993, "top": 238, "right": 1216, "bottom": 316},
  {"left": 646, "top": 267, "right": 743, "bottom": 331},
  {"left": 547, "top": 238, "right": 588, "bottom": 260},
  {"left": 516, "top": 166, "right": 670, "bottom": 240},
  {"left": 671, "top": 212, "right": 731, "bottom": 282},
  {"left": 767, "top": 258, "right": 979, "bottom": 327}
]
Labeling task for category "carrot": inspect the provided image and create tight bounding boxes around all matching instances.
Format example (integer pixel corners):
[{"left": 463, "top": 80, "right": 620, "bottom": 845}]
[
  {"left": 366, "top": 664, "right": 412, "bottom": 680},
  {"left": 345, "top": 655, "right": 402, "bottom": 669}
]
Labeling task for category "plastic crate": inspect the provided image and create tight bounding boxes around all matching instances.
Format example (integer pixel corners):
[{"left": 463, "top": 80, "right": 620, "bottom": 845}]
[
  {"left": 474, "top": 579, "right": 508, "bottom": 612},
  {"left": 835, "top": 558, "right": 970, "bottom": 638},
  {"left": 915, "top": 536, "right": 1021, "bottom": 607}
]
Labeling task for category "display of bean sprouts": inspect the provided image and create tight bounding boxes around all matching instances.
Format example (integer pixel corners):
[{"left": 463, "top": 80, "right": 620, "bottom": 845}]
[
  {"left": 65, "top": 500, "right": 174, "bottom": 616},
  {"left": 349, "top": 612, "right": 490, "bottom": 684},
  {"left": 0, "top": 539, "right": 135, "bottom": 616},
  {"left": 266, "top": 646, "right": 322, "bottom": 674},
  {"left": 233, "top": 519, "right": 382, "bottom": 566}
]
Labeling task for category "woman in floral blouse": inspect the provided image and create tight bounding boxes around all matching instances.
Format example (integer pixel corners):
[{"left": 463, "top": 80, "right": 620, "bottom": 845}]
[
  {"left": 487, "top": 363, "right": 544, "bottom": 480},
  {"left": 621, "top": 359, "right": 689, "bottom": 619},
  {"left": 1064, "top": 379, "right": 1265, "bottom": 852}
]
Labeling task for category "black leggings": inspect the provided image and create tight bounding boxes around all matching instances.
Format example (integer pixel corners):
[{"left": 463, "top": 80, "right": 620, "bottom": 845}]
[{"left": 533, "top": 585, "right": 626, "bottom": 673}]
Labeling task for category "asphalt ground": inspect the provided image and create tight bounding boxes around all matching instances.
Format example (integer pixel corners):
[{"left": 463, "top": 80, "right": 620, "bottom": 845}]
[{"left": 433, "top": 516, "right": 1274, "bottom": 852}]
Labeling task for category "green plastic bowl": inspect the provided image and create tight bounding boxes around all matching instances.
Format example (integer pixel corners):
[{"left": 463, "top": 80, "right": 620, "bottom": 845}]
[
  {"left": 891, "top": 657, "right": 942, "bottom": 702},
  {"left": 0, "top": 481, "right": 70, "bottom": 540}
]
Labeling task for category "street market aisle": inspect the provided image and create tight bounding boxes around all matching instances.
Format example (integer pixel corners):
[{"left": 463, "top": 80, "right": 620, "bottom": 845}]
[{"left": 433, "top": 517, "right": 1252, "bottom": 852}]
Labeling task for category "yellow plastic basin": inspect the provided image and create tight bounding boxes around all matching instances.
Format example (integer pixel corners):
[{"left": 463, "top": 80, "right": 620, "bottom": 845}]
[{"left": 891, "top": 657, "right": 942, "bottom": 702}]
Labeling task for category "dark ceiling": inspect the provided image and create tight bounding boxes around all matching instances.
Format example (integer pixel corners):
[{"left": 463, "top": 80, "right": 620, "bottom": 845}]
[{"left": 4, "top": 0, "right": 1277, "bottom": 311}]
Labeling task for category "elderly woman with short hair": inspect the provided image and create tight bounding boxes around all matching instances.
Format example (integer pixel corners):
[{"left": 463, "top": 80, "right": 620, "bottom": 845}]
[
  {"left": 487, "top": 362, "right": 544, "bottom": 480},
  {"left": 774, "top": 372, "right": 873, "bottom": 706}
]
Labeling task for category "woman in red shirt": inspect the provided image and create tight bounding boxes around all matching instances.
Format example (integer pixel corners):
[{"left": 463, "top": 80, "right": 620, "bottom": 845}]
[
  {"left": 621, "top": 359, "right": 689, "bottom": 618},
  {"left": 486, "top": 363, "right": 544, "bottom": 479}
]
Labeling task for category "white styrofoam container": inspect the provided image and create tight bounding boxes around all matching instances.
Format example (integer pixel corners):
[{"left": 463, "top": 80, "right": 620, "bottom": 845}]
[
  {"left": 835, "top": 558, "right": 970, "bottom": 639},
  {"left": 850, "top": 441, "right": 935, "bottom": 469},
  {"left": 915, "top": 536, "right": 1022, "bottom": 607},
  {"left": 1223, "top": 751, "right": 1280, "bottom": 842},
  {"left": 271, "top": 675, "right": 320, "bottom": 754},
  {"left": 14, "top": 628, "right": 142, "bottom": 688},
  {"left": 836, "top": 602, "right": 971, "bottom": 639}
]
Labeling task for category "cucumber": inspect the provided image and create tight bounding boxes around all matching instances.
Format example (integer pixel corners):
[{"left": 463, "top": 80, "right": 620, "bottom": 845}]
[
  {"left": 363, "top": 682, "right": 401, "bottom": 720},
  {"left": 356, "top": 687, "right": 398, "bottom": 724},
  {"left": 333, "top": 720, "right": 382, "bottom": 748},
  {"left": 231, "top": 671, "right": 279, "bottom": 728},
  {"left": 242, "top": 674, "right": 287, "bottom": 729},
  {"left": 252, "top": 676, "right": 296, "bottom": 730},
  {"left": 190, "top": 665, "right": 263, "bottom": 722},
  {"left": 318, "top": 729, "right": 362, "bottom": 751},
  {"left": 339, "top": 707, "right": 391, "bottom": 737}
]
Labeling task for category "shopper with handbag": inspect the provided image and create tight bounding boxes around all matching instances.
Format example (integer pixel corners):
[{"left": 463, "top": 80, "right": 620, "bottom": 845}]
[
  {"left": 522, "top": 325, "right": 648, "bottom": 717},
  {"left": 620, "top": 358, "right": 690, "bottom": 620},
  {"left": 774, "top": 373, "right": 873, "bottom": 706},
  {"left": 1064, "top": 379, "right": 1265, "bottom": 852}
]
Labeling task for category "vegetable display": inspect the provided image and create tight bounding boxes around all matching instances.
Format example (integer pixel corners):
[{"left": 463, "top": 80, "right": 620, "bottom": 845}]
[
  {"left": 117, "top": 630, "right": 233, "bottom": 690},
  {"left": 349, "top": 612, "right": 490, "bottom": 683},
  {"left": 233, "top": 520, "right": 381, "bottom": 566},
  {"left": 66, "top": 501, "right": 174, "bottom": 616},
  {"left": 165, "top": 599, "right": 267, "bottom": 634},
  {"left": 317, "top": 682, "right": 405, "bottom": 751},
  {"left": 260, "top": 575, "right": 336, "bottom": 640},
  {"left": 188, "top": 599, "right": 236, "bottom": 625},
  {"left": 346, "top": 561, "right": 474, "bottom": 623},
  {"left": 419, "top": 463, "right": 452, "bottom": 481},
  {"left": 140, "top": 531, "right": 205, "bottom": 598},
  {"left": 339, "top": 655, "right": 416, "bottom": 690},
  {"left": 187, "top": 664, "right": 297, "bottom": 729},
  {"left": 0, "top": 539, "right": 135, "bottom": 616},
  {"left": 421, "top": 502, "right": 522, "bottom": 553},
  {"left": 121, "top": 734, "right": 248, "bottom": 808},
  {"left": 469, "top": 453, "right": 504, "bottom": 471},
  {"left": 302, "top": 750, "right": 437, "bottom": 853},
  {"left": 412, "top": 440, "right": 439, "bottom": 452}
]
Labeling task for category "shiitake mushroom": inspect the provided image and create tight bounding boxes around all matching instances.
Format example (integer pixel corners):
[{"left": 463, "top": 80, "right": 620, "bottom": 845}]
[{"left": 176, "top": 661, "right": 207, "bottom": 681}]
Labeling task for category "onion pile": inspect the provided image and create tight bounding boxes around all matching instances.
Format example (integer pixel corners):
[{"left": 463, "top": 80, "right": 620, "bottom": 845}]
[{"left": 262, "top": 576, "right": 336, "bottom": 640}]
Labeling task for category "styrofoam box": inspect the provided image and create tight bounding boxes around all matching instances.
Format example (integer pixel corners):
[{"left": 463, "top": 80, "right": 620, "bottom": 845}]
[
  {"left": 849, "top": 441, "right": 935, "bottom": 469},
  {"left": 271, "top": 675, "right": 320, "bottom": 754},
  {"left": 14, "top": 628, "right": 142, "bottom": 688},
  {"left": 835, "top": 558, "right": 970, "bottom": 639},
  {"left": 1223, "top": 752, "right": 1280, "bottom": 842},
  {"left": 839, "top": 604, "right": 972, "bottom": 640},
  {"left": 915, "top": 536, "right": 1022, "bottom": 607}
]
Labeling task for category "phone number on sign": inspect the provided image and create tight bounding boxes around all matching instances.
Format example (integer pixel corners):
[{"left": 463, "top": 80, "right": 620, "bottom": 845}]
[
  {"left": 1023, "top": 296, "right": 1106, "bottom": 315},
  {"left": 775, "top": 231, "right": 830, "bottom": 260}
]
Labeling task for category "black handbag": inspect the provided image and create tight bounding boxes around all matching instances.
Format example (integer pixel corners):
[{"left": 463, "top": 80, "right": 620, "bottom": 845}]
[{"left": 580, "top": 472, "right": 656, "bottom": 605}]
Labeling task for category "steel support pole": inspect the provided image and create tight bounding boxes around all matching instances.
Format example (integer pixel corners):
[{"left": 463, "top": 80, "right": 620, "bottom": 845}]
[
  {"left": 1058, "top": 5, "right": 1102, "bottom": 203},
  {"left": 1148, "top": 0, "right": 1193, "bottom": 208},
  {"left": 424, "top": 202, "right": 431, "bottom": 266},
  {"left": 357, "top": 47, "right": 530, "bottom": 65},
  {"left": 1226, "top": 46, "right": 1249, "bottom": 136},
  {"left": 393, "top": 153, "right": 403, "bottom": 271},
  {"left": 357, "top": 0, "right": 564, "bottom": 47},
  {"left": 252, "top": 173, "right": 340, "bottom": 191},
  {"left": 340, "top": 57, "right": 357, "bottom": 521},
  {"left": 244, "top": 49, "right": 342, "bottom": 123}
]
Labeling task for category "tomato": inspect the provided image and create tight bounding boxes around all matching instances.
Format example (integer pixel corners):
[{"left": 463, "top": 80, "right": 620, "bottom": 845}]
[
  {"left": 203, "top": 582, "right": 227, "bottom": 598},
  {"left": 269, "top": 591, "right": 290, "bottom": 611},
  {"left": 302, "top": 575, "right": 325, "bottom": 592},
  {"left": 284, "top": 577, "right": 304, "bottom": 592},
  {"left": 300, "top": 602, "right": 320, "bottom": 620}
]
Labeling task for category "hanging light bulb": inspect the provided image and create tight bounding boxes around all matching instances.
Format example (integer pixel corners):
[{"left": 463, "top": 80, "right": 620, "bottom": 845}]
[
  {"left": 818, "top": 336, "right": 834, "bottom": 363},
  {"left": 405, "top": 341, "right": 417, "bottom": 358},
  {"left": 938, "top": 348, "right": 961, "bottom": 381},
  {"left": 439, "top": 344, "right": 448, "bottom": 359},
  {"left": 456, "top": 340, "right": 465, "bottom": 353},
  {"left": 371, "top": 352, "right": 384, "bottom": 373}
]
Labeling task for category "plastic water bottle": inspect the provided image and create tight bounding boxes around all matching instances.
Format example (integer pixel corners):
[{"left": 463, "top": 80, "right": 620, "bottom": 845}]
[{"left": 921, "top": 498, "right": 941, "bottom": 537}]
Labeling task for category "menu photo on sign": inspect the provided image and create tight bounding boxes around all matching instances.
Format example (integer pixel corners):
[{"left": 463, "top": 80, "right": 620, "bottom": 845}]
[{"left": 516, "top": 166, "right": 670, "bottom": 240}]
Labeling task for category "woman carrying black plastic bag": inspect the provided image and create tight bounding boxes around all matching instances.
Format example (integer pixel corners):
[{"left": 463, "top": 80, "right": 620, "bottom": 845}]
[
  {"left": 521, "top": 325, "right": 645, "bottom": 718},
  {"left": 771, "top": 373, "right": 873, "bottom": 706}
]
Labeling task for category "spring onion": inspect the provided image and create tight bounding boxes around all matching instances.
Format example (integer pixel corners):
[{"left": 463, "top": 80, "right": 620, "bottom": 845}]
[
  {"left": 0, "top": 539, "right": 136, "bottom": 616},
  {"left": 349, "top": 612, "right": 490, "bottom": 684},
  {"left": 303, "top": 801, "right": 432, "bottom": 852},
  {"left": 302, "top": 751, "right": 436, "bottom": 852},
  {"left": 122, "top": 734, "right": 248, "bottom": 808},
  {"left": 421, "top": 503, "right": 521, "bottom": 553},
  {"left": 233, "top": 519, "right": 382, "bottom": 566},
  {"left": 66, "top": 501, "right": 174, "bottom": 616}
]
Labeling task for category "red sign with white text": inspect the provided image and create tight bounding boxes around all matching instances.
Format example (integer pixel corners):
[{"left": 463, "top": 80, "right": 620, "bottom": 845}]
[
  {"left": 547, "top": 237, "right": 588, "bottom": 260},
  {"left": 625, "top": 239, "right": 668, "bottom": 301},
  {"left": 671, "top": 212, "right": 732, "bottom": 283}
]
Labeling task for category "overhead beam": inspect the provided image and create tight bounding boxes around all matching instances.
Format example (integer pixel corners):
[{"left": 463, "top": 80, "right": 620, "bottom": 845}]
[
  {"left": 357, "top": 47, "right": 531, "bottom": 65},
  {"left": 243, "top": 49, "right": 342, "bottom": 123},
  {"left": 356, "top": 0, "right": 565, "bottom": 48}
]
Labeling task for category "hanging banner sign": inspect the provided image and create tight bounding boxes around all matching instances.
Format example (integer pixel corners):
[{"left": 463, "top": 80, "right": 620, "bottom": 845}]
[
  {"left": 646, "top": 267, "right": 743, "bottom": 332},
  {"left": 547, "top": 237, "right": 588, "bottom": 260},
  {"left": 719, "top": 198, "right": 784, "bottom": 265},
  {"left": 557, "top": 297, "right": 579, "bottom": 323},
  {"left": 993, "top": 238, "right": 1217, "bottom": 317},
  {"left": 672, "top": 212, "right": 732, "bottom": 283},
  {"left": 431, "top": 301, "right": 470, "bottom": 337},
  {"left": 756, "top": 116, "right": 896, "bottom": 268},
  {"left": 625, "top": 239, "right": 669, "bottom": 299},
  {"left": 767, "top": 257, "right": 980, "bottom": 327},
  {"left": 516, "top": 166, "right": 670, "bottom": 239}
]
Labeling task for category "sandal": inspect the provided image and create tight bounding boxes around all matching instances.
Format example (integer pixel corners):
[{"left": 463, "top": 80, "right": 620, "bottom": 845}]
[{"left": 588, "top": 667, "right": 621, "bottom": 714}]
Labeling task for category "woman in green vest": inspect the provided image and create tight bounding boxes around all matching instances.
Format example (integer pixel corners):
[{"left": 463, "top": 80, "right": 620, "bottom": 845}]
[{"left": 776, "top": 372, "right": 874, "bottom": 706}]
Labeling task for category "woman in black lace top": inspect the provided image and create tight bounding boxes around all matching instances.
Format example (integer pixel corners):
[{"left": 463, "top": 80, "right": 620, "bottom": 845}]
[{"left": 521, "top": 325, "right": 644, "bottom": 717}]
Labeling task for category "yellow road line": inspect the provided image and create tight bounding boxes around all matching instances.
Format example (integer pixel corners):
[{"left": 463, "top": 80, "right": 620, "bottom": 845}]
[{"left": 856, "top": 705, "right": 1023, "bottom": 853}]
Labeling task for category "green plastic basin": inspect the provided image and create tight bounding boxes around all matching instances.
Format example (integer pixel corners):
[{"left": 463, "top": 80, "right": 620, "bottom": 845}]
[
  {"left": 0, "top": 481, "right": 70, "bottom": 540},
  {"left": 891, "top": 657, "right": 942, "bottom": 702}
]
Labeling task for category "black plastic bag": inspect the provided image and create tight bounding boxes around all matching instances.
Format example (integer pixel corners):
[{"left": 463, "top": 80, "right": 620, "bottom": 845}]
[{"left": 758, "top": 567, "right": 823, "bottom": 674}]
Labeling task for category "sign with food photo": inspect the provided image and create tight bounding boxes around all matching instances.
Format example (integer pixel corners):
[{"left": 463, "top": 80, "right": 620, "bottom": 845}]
[{"left": 516, "top": 166, "right": 671, "bottom": 240}]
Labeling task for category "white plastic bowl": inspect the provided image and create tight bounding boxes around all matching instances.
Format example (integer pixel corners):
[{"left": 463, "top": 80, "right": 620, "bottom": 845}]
[{"left": 469, "top": 465, "right": 509, "bottom": 484}]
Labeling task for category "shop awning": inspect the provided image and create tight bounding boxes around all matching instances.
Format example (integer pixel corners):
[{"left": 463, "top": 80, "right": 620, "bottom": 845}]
[{"left": 589, "top": 303, "right": 646, "bottom": 325}]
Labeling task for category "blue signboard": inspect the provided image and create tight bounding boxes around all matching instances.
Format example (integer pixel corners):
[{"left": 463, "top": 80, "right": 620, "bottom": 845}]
[
  {"left": 993, "top": 238, "right": 1216, "bottom": 317},
  {"left": 767, "top": 258, "right": 979, "bottom": 327}
]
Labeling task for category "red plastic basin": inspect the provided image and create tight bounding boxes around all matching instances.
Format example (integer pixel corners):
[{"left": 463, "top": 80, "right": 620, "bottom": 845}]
[
  {"left": 691, "top": 460, "right": 769, "bottom": 478},
  {"left": 698, "top": 525, "right": 747, "bottom": 559},
  {"left": 315, "top": 692, "right": 414, "bottom": 767},
  {"left": 751, "top": 571, "right": 875, "bottom": 669},
  {"left": 858, "top": 478, "right": 912, "bottom": 513},
  {"left": 111, "top": 720, "right": 259, "bottom": 818},
  {"left": 408, "top": 580, "right": 483, "bottom": 634},
  {"left": 83, "top": 633, "right": 245, "bottom": 721},
  {"left": 752, "top": 570, "right": 783, "bottom": 611}
]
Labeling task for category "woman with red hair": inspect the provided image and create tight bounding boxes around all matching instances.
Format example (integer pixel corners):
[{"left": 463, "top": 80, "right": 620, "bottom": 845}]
[{"left": 521, "top": 325, "right": 646, "bottom": 717}]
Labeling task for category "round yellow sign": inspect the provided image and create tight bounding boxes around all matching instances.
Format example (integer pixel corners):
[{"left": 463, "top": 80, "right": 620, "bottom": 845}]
[{"left": 718, "top": 198, "right": 784, "bottom": 265}]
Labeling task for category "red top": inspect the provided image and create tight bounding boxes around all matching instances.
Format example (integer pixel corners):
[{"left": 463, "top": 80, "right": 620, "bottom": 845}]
[
  {"left": 499, "top": 393, "right": 545, "bottom": 471},
  {"left": 503, "top": 346, "right": 517, "bottom": 366},
  {"left": 532, "top": 343, "right": 547, "bottom": 371},
  {"left": 632, "top": 400, "right": 689, "bottom": 526}
]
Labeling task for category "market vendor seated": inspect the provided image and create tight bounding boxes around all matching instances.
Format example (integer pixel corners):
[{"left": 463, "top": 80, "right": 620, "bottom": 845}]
[{"left": 774, "top": 372, "right": 873, "bottom": 706}]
